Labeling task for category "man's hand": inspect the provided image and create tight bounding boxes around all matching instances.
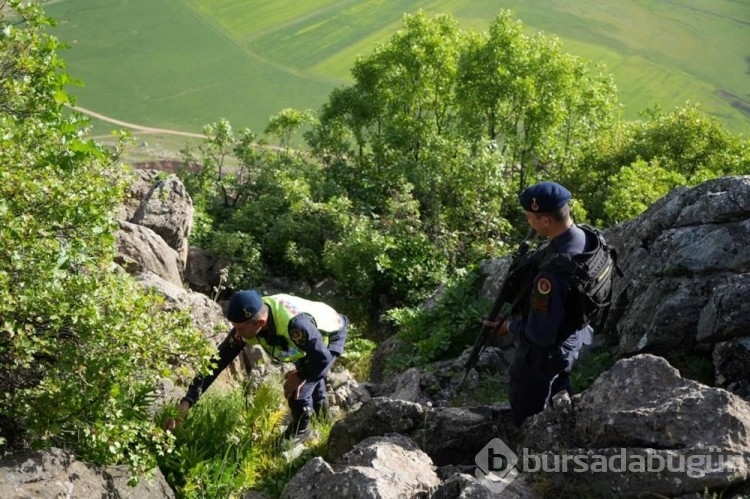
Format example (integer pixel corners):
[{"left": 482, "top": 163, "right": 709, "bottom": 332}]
[
  {"left": 482, "top": 318, "right": 510, "bottom": 336},
  {"left": 283, "top": 370, "right": 305, "bottom": 400},
  {"left": 164, "top": 399, "right": 190, "bottom": 431}
]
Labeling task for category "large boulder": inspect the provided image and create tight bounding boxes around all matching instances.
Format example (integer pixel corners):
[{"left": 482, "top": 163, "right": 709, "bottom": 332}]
[
  {"left": 0, "top": 447, "right": 174, "bottom": 499},
  {"left": 281, "top": 434, "right": 440, "bottom": 499},
  {"left": 115, "top": 221, "right": 183, "bottom": 287},
  {"left": 604, "top": 176, "right": 750, "bottom": 356},
  {"left": 118, "top": 169, "right": 194, "bottom": 268},
  {"left": 519, "top": 354, "right": 750, "bottom": 497},
  {"left": 184, "top": 246, "right": 230, "bottom": 295}
]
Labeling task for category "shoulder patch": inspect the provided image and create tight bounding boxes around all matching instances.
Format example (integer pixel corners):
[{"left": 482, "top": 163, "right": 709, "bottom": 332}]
[
  {"left": 531, "top": 277, "right": 552, "bottom": 315},
  {"left": 290, "top": 328, "right": 307, "bottom": 347},
  {"left": 537, "top": 278, "right": 552, "bottom": 295}
]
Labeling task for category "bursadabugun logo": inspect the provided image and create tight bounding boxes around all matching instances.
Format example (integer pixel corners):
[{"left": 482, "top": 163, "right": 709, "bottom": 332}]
[
  {"left": 474, "top": 438, "right": 519, "bottom": 494},
  {"left": 474, "top": 438, "right": 748, "bottom": 495}
]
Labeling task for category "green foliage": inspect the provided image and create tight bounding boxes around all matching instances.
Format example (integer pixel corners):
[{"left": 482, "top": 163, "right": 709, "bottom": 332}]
[
  {"left": 384, "top": 268, "right": 488, "bottom": 373},
  {"left": 265, "top": 108, "right": 316, "bottom": 150},
  {"left": 180, "top": 124, "right": 353, "bottom": 287},
  {"left": 337, "top": 323, "right": 378, "bottom": 382},
  {"left": 457, "top": 11, "right": 619, "bottom": 184},
  {"left": 179, "top": 119, "right": 266, "bottom": 211},
  {"left": 322, "top": 212, "right": 388, "bottom": 301},
  {"left": 177, "top": 11, "right": 748, "bottom": 324},
  {"left": 309, "top": 10, "right": 614, "bottom": 303},
  {"left": 603, "top": 159, "right": 686, "bottom": 224},
  {"left": 158, "top": 378, "right": 331, "bottom": 498},
  {"left": 0, "top": 1, "right": 214, "bottom": 477},
  {"left": 199, "top": 230, "right": 263, "bottom": 291},
  {"left": 569, "top": 105, "right": 750, "bottom": 226},
  {"left": 569, "top": 348, "right": 618, "bottom": 393}
]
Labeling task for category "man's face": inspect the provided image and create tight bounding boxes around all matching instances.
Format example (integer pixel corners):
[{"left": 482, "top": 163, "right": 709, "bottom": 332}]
[
  {"left": 523, "top": 210, "right": 549, "bottom": 236},
  {"left": 232, "top": 318, "right": 264, "bottom": 339}
]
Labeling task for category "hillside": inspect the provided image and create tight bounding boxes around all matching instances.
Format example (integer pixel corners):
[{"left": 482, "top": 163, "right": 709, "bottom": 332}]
[{"left": 45, "top": 0, "right": 750, "bottom": 147}]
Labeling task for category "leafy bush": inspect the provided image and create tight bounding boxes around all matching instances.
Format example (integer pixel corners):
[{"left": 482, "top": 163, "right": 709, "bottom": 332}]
[
  {"left": 568, "top": 104, "right": 750, "bottom": 226},
  {"left": 603, "top": 159, "right": 686, "bottom": 224},
  {"left": 383, "top": 268, "right": 488, "bottom": 373},
  {"left": 0, "top": 1, "right": 214, "bottom": 477},
  {"left": 337, "top": 323, "right": 378, "bottom": 381}
]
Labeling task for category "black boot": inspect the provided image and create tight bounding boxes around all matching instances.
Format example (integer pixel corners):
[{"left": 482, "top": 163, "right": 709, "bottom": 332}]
[{"left": 282, "top": 406, "right": 312, "bottom": 440}]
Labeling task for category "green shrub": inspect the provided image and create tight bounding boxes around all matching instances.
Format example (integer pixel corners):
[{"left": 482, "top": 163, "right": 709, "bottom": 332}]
[
  {"left": 0, "top": 1, "right": 214, "bottom": 477},
  {"left": 337, "top": 323, "right": 378, "bottom": 381},
  {"left": 158, "top": 378, "right": 332, "bottom": 498},
  {"left": 384, "top": 267, "right": 488, "bottom": 373}
]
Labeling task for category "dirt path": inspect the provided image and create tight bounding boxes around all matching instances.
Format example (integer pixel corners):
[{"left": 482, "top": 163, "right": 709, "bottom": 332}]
[{"left": 68, "top": 104, "right": 207, "bottom": 139}]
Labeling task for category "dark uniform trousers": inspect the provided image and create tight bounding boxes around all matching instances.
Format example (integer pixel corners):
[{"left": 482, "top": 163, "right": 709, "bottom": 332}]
[{"left": 508, "top": 336, "right": 580, "bottom": 427}]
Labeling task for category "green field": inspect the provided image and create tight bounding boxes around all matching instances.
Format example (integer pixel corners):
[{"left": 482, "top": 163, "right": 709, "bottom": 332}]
[{"left": 44, "top": 0, "right": 750, "bottom": 147}]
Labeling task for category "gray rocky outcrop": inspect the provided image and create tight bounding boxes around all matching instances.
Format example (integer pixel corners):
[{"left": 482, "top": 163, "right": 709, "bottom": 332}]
[
  {"left": 0, "top": 447, "right": 174, "bottom": 499},
  {"left": 327, "top": 397, "right": 515, "bottom": 467},
  {"left": 518, "top": 354, "right": 750, "bottom": 497},
  {"left": 184, "top": 246, "right": 230, "bottom": 295},
  {"left": 604, "top": 176, "right": 750, "bottom": 357},
  {"left": 118, "top": 169, "right": 194, "bottom": 267},
  {"left": 115, "top": 221, "right": 184, "bottom": 287},
  {"left": 280, "top": 434, "right": 440, "bottom": 499},
  {"left": 713, "top": 336, "right": 750, "bottom": 399}
]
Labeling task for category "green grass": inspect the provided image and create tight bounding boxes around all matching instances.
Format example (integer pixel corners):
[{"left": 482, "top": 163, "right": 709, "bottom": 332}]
[
  {"left": 44, "top": 0, "right": 750, "bottom": 143},
  {"left": 157, "top": 377, "right": 334, "bottom": 498}
]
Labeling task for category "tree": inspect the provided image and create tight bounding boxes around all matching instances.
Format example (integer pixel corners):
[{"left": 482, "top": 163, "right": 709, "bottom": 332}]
[
  {"left": 309, "top": 11, "right": 466, "bottom": 193},
  {"left": 603, "top": 158, "right": 686, "bottom": 224},
  {"left": 264, "top": 108, "right": 315, "bottom": 151},
  {"left": 456, "top": 11, "right": 619, "bottom": 188},
  {"left": 568, "top": 104, "right": 750, "bottom": 226},
  {"left": 0, "top": 1, "right": 213, "bottom": 478}
]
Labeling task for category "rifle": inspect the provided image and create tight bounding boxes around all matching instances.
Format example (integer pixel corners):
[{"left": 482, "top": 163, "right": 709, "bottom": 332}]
[{"left": 458, "top": 228, "right": 538, "bottom": 388}]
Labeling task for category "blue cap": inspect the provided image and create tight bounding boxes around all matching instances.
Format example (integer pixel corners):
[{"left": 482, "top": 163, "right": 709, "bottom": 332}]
[
  {"left": 227, "top": 290, "right": 263, "bottom": 323},
  {"left": 519, "top": 181, "right": 571, "bottom": 213}
]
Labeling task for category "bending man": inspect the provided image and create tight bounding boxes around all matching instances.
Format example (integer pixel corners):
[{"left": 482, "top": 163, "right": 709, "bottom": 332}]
[{"left": 168, "top": 290, "right": 348, "bottom": 439}]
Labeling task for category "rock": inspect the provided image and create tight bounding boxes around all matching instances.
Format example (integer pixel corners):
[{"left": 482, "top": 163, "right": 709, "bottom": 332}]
[
  {"left": 281, "top": 434, "right": 440, "bottom": 499},
  {"left": 519, "top": 354, "right": 750, "bottom": 497},
  {"left": 0, "top": 447, "right": 174, "bottom": 499},
  {"left": 123, "top": 169, "right": 194, "bottom": 268},
  {"left": 115, "top": 221, "right": 183, "bottom": 286},
  {"left": 713, "top": 336, "right": 750, "bottom": 400},
  {"left": 184, "top": 246, "right": 230, "bottom": 295}
]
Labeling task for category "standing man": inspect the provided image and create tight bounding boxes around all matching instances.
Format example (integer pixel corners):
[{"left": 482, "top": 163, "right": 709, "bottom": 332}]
[
  {"left": 167, "top": 290, "right": 348, "bottom": 440},
  {"left": 493, "top": 181, "right": 595, "bottom": 426}
]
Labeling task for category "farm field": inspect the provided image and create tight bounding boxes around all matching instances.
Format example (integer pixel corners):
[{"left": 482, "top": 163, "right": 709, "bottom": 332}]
[{"left": 44, "top": 0, "right": 750, "bottom": 153}]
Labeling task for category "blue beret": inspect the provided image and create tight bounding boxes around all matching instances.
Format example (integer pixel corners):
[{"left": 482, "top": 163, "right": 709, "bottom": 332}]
[
  {"left": 227, "top": 290, "right": 263, "bottom": 323},
  {"left": 519, "top": 182, "right": 571, "bottom": 213}
]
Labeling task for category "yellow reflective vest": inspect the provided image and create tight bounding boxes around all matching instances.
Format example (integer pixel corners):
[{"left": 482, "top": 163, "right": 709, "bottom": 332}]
[{"left": 248, "top": 294, "right": 343, "bottom": 362}]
